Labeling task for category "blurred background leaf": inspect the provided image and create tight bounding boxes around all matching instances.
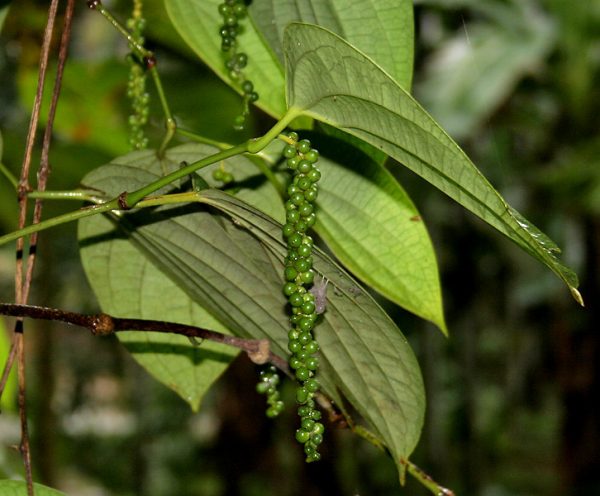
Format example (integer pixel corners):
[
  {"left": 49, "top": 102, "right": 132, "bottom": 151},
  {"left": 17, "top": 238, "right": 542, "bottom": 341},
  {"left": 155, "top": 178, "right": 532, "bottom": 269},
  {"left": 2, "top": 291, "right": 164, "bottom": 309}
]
[{"left": 415, "top": 0, "right": 556, "bottom": 140}]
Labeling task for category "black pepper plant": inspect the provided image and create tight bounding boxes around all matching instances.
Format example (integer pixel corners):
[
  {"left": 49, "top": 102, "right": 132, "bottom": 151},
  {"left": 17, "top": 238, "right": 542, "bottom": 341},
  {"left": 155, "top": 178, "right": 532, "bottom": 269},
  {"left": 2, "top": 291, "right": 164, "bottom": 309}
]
[{"left": 0, "top": 0, "right": 583, "bottom": 494}]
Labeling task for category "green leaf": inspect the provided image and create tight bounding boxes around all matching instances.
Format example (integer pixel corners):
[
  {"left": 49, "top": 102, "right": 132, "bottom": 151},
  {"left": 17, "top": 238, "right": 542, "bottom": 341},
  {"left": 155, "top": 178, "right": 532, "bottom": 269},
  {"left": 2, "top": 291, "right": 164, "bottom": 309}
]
[
  {"left": 79, "top": 148, "right": 425, "bottom": 464},
  {"left": 283, "top": 23, "right": 582, "bottom": 304},
  {"left": 164, "top": 0, "right": 286, "bottom": 118},
  {"left": 249, "top": 0, "right": 414, "bottom": 90},
  {"left": 78, "top": 145, "right": 281, "bottom": 410},
  {"left": 0, "top": 481, "right": 66, "bottom": 496},
  {"left": 246, "top": 134, "right": 444, "bottom": 331},
  {"left": 77, "top": 148, "right": 240, "bottom": 410},
  {"left": 196, "top": 189, "right": 425, "bottom": 463},
  {"left": 313, "top": 137, "right": 446, "bottom": 333}
]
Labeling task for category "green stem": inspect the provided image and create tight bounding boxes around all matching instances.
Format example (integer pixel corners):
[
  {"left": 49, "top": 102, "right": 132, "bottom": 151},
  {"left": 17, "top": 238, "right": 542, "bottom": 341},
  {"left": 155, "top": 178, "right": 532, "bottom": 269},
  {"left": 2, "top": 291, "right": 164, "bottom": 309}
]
[
  {"left": 176, "top": 129, "right": 286, "bottom": 195},
  {"left": 124, "top": 142, "right": 248, "bottom": 205},
  {"left": 0, "top": 162, "right": 18, "bottom": 188},
  {"left": 247, "top": 108, "right": 301, "bottom": 153},
  {"left": 0, "top": 116, "right": 293, "bottom": 246},
  {"left": 96, "top": 4, "right": 151, "bottom": 60},
  {"left": 0, "top": 201, "right": 118, "bottom": 246},
  {"left": 150, "top": 67, "right": 171, "bottom": 122},
  {"left": 93, "top": 2, "right": 176, "bottom": 156},
  {"left": 27, "top": 189, "right": 104, "bottom": 202},
  {"left": 176, "top": 128, "right": 229, "bottom": 150},
  {"left": 136, "top": 191, "right": 202, "bottom": 208},
  {"left": 404, "top": 459, "right": 455, "bottom": 496},
  {"left": 150, "top": 67, "right": 177, "bottom": 157}
]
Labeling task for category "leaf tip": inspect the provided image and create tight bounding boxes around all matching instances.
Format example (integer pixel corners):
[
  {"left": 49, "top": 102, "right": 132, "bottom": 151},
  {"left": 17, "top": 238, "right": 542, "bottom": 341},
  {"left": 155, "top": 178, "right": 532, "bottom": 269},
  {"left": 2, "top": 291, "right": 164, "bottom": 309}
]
[{"left": 571, "top": 286, "right": 584, "bottom": 307}]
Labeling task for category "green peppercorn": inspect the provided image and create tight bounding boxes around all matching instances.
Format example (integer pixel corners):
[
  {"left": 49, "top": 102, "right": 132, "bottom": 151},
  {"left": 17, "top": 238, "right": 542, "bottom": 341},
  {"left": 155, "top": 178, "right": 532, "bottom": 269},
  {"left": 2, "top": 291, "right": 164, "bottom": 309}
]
[
  {"left": 283, "top": 281, "right": 297, "bottom": 295},
  {"left": 298, "top": 160, "right": 313, "bottom": 174},
  {"left": 284, "top": 267, "right": 298, "bottom": 282},
  {"left": 297, "top": 139, "right": 312, "bottom": 154},
  {"left": 288, "top": 233, "right": 302, "bottom": 248},
  {"left": 283, "top": 145, "right": 297, "bottom": 158},
  {"left": 308, "top": 169, "right": 322, "bottom": 182},
  {"left": 305, "top": 149, "right": 319, "bottom": 163},
  {"left": 287, "top": 210, "right": 300, "bottom": 223},
  {"left": 289, "top": 292, "right": 304, "bottom": 307},
  {"left": 295, "top": 429, "right": 310, "bottom": 444}
]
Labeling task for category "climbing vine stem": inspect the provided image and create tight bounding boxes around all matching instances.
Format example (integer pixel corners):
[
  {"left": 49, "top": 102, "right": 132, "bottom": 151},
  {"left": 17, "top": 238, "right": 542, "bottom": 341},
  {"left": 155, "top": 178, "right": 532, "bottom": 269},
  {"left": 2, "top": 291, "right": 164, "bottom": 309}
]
[{"left": 0, "top": 110, "right": 300, "bottom": 246}]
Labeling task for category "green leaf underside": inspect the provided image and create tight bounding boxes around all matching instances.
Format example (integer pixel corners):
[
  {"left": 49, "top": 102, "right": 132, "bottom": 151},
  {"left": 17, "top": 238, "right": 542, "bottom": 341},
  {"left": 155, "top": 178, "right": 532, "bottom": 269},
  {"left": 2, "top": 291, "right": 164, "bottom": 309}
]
[
  {"left": 78, "top": 149, "right": 425, "bottom": 462},
  {"left": 249, "top": 0, "right": 414, "bottom": 91},
  {"left": 283, "top": 23, "right": 582, "bottom": 304},
  {"left": 0, "top": 481, "right": 66, "bottom": 496},
  {"left": 78, "top": 144, "right": 279, "bottom": 411},
  {"left": 249, "top": 136, "right": 444, "bottom": 331},
  {"left": 194, "top": 189, "right": 425, "bottom": 462},
  {"left": 164, "top": 0, "right": 286, "bottom": 118},
  {"left": 309, "top": 135, "right": 446, "bottom": 333}
]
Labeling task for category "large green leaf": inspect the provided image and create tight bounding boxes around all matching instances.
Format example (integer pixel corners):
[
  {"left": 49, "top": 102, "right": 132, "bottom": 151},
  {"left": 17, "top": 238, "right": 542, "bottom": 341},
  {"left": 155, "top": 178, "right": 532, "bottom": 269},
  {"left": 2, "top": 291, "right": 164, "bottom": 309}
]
[
  {"left": 165, "top": 0, "right": 286, "bottom": 118},
  {"left": 0, "top": 481, "right": 65, "bottom": 496},
  {"left": 78, "top": 145, "right": 281, "bottom": 411},
  {"left": 283, "top": 23, "right": 582, "bottom": 304},
  {"left": 249, "top": 0, "right": 414, "bottom": 90},
  {"left": 196, "top": 189, "right": 425, "bottom": 462},
  {"left": 257, "top": 136, "right": 444, "bottom": 331},
  {"left": 313, "top": 139, "right": 446, "bottom": 333},
  {"left": 79, "top": 149, "right": 425, "bottom": 464}
]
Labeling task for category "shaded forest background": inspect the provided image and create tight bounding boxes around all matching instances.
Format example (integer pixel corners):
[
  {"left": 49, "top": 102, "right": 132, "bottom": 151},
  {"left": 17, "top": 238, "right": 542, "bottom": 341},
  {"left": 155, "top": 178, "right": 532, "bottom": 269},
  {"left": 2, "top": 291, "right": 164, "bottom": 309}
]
[{"left": 0, "top": 0, "right": 598, "bottom": 495}]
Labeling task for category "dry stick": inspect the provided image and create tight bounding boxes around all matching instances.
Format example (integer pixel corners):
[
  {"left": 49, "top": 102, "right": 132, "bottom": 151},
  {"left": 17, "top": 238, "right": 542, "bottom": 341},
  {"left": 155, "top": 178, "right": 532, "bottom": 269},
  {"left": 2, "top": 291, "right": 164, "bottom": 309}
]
[
  {"left": 3, "top": 1, "right": 67, "bottom": 494},
  {"left": 24, "top": 0, "right": 76, "bottom": 300},
  {"left": 0, "top": 304, "right": 288, "bottom": 373}
]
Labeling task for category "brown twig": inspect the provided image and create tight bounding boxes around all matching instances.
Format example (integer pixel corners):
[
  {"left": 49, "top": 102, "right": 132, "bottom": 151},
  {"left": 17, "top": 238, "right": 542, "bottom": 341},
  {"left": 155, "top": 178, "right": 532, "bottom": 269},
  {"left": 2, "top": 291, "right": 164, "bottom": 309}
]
[
  {"left": 0, "top": 301, "right": 455, "bottom": 493},
  {"left": 2, "top": 1, "right": 72, "bottom": 493},
  {"left": 0, "top": 304, "right": 289, "bottom": 373},
  {"left": 23, "top": 0, "right": 76, "bottom": 301}
]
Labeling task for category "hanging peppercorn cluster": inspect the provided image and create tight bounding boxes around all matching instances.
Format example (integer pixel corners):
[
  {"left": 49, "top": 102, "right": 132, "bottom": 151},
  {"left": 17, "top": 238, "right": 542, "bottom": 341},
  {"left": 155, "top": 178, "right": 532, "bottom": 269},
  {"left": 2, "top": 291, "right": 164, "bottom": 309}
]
[
  {"left": 126, "top": 0, "right": 149, "bottom": 150},
  {"left": 217, "top": 0, "right": 259, "bottom": 130},
  {"left": 281, "top": 132, "right": 324, "bottom": 463},
  {"left": 255, "top": 365, "right": 285, "bottom": 418}
]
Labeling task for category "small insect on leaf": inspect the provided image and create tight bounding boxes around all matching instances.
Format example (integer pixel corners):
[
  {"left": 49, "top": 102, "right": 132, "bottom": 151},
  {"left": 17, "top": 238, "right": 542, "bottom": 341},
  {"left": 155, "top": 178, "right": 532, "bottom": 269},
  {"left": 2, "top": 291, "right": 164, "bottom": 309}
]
[{"left": 310, "top": 275, "right": 328, "bottom": 315}]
